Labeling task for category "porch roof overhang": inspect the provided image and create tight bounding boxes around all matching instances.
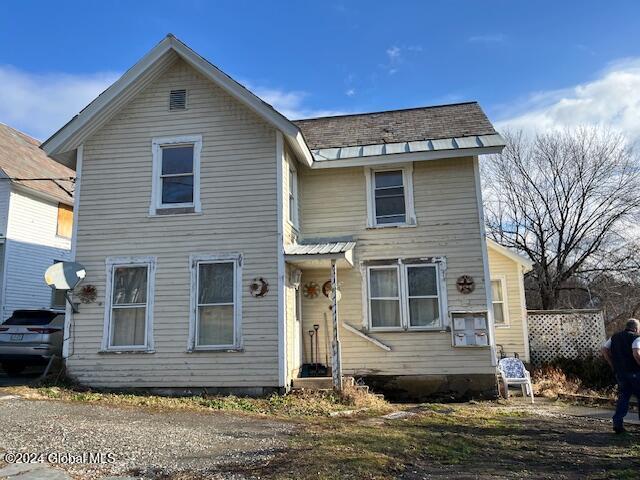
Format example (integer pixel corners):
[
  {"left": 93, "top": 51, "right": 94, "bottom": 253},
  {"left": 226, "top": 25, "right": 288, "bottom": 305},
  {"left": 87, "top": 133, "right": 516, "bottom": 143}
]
[{"left": 284, "top": 241, "right": 355, "bottom": 268}]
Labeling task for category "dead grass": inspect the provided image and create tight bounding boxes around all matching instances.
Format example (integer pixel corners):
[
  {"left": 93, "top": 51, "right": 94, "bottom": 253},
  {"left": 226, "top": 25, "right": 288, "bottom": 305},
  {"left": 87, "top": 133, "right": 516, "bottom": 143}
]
[
  {"left": 532, "top": 364, "right": 616, "bottom": 400},
  {"left": 1, "top": 383, "right": 392, "bottom": 418},
  {"left": 258, "top": 402, "right": 640, "bottom": 480}
]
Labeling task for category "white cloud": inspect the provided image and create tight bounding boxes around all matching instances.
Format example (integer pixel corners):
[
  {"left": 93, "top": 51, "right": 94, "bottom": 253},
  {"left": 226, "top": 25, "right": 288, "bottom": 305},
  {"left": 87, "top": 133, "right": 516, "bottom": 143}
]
[
  {"left": 0, "top": 65, "right": 120, "bottom": 141},
  {"left": 0, "top": 66, "right": 347, "bottom": 138},
  {"left": 468, "top": 33, "right": 506, "bottom": 44},
  {"left": 386, "top": 46, "right": 401, "bottom": 60},
  {"left": 242, "top": 84, "right": 348, "bottom": 120},
  {"left": 496, "top": 58, "right": 640, "bottom": 144},
  {"left": 345, "top": 88, "right": 356, "bottom": 97}
]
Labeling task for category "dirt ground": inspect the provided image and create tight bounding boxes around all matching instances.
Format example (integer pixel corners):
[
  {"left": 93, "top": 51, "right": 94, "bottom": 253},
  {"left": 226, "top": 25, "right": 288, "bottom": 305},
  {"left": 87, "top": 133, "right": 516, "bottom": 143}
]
[{"left": 0, "top": 394, "right": 638, "bottom": 479}]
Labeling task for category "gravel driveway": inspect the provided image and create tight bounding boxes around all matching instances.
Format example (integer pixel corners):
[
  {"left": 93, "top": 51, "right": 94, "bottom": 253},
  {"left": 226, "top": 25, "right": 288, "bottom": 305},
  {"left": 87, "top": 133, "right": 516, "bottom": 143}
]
[{"left": 0, "top": 395, "right": 294, "bottom": 479}]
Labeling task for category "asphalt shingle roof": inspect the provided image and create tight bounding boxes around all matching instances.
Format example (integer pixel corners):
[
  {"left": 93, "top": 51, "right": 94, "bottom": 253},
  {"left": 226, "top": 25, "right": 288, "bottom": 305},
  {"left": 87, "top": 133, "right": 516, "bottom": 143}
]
[
  {"left": 0, "top": 124, "right": 75, "bottom": 204},
  {"left": 293, "top": 102, "right": 497, "bottom": 150}
]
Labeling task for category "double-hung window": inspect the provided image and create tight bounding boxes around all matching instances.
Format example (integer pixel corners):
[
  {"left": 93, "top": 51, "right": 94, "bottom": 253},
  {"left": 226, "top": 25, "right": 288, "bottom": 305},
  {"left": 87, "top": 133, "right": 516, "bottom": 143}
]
[
  {"left": 151, "top": 135, "right": 202, "bottom": 215},
  {"left": 491, "top": 277, "right": 508, "bottom": 326},
  {"left": 190, "top": 254, "right": 242, "bottom": 350},
  {"left": 288, "top": 166, "right": 298, "bottom": 227},
  {"left": 365, "top": 165, "right": 416, "bottom": 227},
  {"left": 103, "top": 257, "right": 155, "bottom": 351},
  {"left": 367, "top": 262, "right": 444, "bottom": 331}
]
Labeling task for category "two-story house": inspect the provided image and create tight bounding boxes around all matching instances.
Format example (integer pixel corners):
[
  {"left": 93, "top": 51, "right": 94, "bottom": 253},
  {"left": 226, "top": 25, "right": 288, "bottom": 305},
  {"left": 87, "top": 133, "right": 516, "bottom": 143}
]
[
  {"left": 42, "top": 35, "right": 524, "bottom": 399},
  {"left": 0, "top": 123, "right": 74, "bottom": 319}
]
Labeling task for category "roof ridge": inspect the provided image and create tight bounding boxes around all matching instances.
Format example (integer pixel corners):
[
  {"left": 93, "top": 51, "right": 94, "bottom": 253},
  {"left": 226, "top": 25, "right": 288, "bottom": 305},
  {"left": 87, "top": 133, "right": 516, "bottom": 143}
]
[{"left": 293, "top": 101, "right": 480, "bottom": 123}]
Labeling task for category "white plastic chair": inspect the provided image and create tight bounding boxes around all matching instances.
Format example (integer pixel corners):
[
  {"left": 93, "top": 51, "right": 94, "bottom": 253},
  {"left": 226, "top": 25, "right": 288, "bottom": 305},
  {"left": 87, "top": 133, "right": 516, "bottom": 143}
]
[{"left": 498, "top": 357, "right": 534, "bottom": 403}]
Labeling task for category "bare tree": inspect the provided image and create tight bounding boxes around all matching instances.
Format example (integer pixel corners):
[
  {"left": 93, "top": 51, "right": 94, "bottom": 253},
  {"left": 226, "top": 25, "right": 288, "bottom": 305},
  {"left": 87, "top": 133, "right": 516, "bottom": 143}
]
[{"left": 484, "top": 128, "right": 640, "bottom": 309}]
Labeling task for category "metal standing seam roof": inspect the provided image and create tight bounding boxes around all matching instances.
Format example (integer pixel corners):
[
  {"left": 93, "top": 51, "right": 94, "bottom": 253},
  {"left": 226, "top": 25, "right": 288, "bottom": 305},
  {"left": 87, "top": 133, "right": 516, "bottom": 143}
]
[{"left": 284, "top": 241, "right": 356, "bottom": 256}]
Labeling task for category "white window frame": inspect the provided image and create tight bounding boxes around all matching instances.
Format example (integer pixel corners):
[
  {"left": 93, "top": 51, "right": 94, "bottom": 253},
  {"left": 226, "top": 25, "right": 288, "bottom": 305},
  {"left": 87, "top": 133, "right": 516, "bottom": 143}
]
[
  {"left": 150, "top": 135, "right": 202, "bottom": 215},
  {"left": 364, "top": 164, "right": 416, "bottom": 228},
  {"left": 288, "top": 164, "right": 299, "bottom": 229},
  {"left": 188, "top": 253, "right": 243, "bottom": 351},
  {"left": 404, "top": 263, "right": 445, "bottom": 331},
  {"left": 365, "top": 260, "right": 446, "bottom": 332},
  {"left": 366, "top": 264, "right": 403, "bottom": 331},
  {"left": 491, "top": 275, "right": 510, "bottom": 327},
  {"left": 101, "top": 256, "right": 156, "bottom": 352}
]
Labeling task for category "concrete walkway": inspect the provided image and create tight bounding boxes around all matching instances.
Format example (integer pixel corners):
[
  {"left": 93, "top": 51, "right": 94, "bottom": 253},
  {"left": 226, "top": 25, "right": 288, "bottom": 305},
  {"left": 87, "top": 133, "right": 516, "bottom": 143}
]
[{"left": 565, "top": 404, "right": 640, "bottom": 426}]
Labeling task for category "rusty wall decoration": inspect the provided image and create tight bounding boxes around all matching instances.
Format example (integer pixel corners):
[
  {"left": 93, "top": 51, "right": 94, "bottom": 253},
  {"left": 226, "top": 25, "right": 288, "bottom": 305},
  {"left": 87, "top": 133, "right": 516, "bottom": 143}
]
[
  {"left": 456, "top": 275, "right": 475, "bottom": 294},
  {"left": 77, "top": 285, "right": 97, "bottom": 304},
  {"left": 249, "top": 277, "right": 269, "bottom": 297},
  {"left": 322, "top": 280, "right": 332, "bottom": 298},
  {"left": 303, "top": 281, "right": 320, "bottom": 298}
]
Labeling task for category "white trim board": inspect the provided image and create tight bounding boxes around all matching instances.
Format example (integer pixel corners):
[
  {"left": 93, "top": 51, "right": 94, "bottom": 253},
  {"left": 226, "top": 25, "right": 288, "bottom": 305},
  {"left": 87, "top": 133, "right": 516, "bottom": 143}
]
[{"left": 41, "top": 34, "right": 313, "bottom": 168}]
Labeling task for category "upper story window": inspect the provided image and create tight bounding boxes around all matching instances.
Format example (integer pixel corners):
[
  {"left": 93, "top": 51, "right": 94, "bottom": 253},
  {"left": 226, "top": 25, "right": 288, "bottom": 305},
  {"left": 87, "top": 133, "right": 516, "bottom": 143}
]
[
  {"left": 102, "top": 256, "right": 156, "bottom": 352},
  {"left": 366, "top": 261, "right": 445, "bottom": 331},
  {"left": 288, "top": 166, "right": 298, "bottom": 227},
  {"left": 150, "top": 135, "right": 202, "bottom": 216},
  {"left": 491, "top": 277, "right": 508, "bottom": 326},
  {"left": 56, "top": 203, "right": 73, "bottom": 239},
  {"left": 365, "top": 164, "right": 416, "bottom": 228}
]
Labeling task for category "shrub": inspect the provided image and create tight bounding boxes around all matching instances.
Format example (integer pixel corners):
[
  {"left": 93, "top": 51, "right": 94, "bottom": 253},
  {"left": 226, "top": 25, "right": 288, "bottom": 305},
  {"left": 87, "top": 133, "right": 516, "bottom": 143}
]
[{"left": 532, "top": 356, "right": 615, "bottom": 398}]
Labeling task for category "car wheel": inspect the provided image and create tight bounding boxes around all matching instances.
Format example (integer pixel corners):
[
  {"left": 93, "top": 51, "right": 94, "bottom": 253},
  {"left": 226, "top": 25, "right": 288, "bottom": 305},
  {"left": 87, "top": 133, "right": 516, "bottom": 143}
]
[{"left": 1, "top": 362, "right": 26, "bottom": 377}]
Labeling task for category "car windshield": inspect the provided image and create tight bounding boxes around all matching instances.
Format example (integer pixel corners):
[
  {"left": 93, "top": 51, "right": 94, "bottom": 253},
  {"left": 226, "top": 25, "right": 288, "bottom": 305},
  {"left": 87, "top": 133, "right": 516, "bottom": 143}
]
[{"left": 3, "top": 311, "right": 59, "bottom": 326}]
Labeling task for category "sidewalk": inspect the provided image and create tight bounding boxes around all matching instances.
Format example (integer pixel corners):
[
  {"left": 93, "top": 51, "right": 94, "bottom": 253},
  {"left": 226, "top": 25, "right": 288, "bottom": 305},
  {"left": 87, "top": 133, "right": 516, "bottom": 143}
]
[{"left": 565, "top": 404, "right": 640, "bottom": 426}]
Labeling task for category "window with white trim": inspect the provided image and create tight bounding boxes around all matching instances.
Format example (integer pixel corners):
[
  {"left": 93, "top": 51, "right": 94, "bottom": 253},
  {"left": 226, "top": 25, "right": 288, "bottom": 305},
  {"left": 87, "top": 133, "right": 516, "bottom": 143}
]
[
  {"left": 190, "top": 254, "right": 242, "bottom": 350},
  {"left": 367, "top": 262, "right": 444, "bottom": 331},
  {"left": 103, "top": 257, "right": 155, "bottom": 351},
  {"left": 491, "top": 277, "right": 508, "bottom": 325},
  {"left": 365, "top": 165, "right": 416, "bottom": 227},
  {"left": 151, "top": 135, "right": 202, "bottom": 214},
  {"left": 288, "top": 166, "right": 298, "bottom": 227}
]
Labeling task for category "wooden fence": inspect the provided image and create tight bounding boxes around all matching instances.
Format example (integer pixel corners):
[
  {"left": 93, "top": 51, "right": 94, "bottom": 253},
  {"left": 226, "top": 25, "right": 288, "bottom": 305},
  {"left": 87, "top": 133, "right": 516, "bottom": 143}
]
[{"left": 527, "top": 309, "right": 606, "bottom": 365}]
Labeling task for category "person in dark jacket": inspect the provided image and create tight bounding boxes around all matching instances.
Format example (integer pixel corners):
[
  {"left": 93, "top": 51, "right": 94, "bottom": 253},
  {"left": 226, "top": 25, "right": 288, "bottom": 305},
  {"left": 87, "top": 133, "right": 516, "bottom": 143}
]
[{"left": 602, "top": 318, "right": 640, "bottom": 433}]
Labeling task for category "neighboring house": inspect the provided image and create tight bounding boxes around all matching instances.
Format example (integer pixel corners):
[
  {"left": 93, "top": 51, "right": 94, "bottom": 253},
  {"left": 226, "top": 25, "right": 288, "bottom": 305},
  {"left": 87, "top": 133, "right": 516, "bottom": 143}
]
[
  {"left": 487, "top": 239, "right": 534, "bottom": 362},
  {"left": 43, "top": 35, "right": 508, "bottom": 399},
  {"left": 0, "top": 123, "right": 75, "bottom": 319}
]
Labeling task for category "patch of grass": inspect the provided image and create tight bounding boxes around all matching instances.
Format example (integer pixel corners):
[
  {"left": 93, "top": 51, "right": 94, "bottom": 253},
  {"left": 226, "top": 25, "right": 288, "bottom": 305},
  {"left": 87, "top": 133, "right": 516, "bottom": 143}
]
[{"left": 2, "top": 383, "right": 391, "bottom": 418}]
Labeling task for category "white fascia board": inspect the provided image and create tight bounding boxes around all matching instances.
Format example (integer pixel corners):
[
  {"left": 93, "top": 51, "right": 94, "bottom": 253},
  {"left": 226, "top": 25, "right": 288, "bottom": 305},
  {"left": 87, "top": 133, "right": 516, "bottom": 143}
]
[
  {"left": 487, "top": 238, "right": 534, "bottom": 271},
  {"left": 42, "top": 36, "right": 174, "bottom": 157},
  {"left": 42, "top": 35, "right": 314, "bottom": 168},
  {"left": 310, "top": 145, "right": 504, "bottom": 169}
]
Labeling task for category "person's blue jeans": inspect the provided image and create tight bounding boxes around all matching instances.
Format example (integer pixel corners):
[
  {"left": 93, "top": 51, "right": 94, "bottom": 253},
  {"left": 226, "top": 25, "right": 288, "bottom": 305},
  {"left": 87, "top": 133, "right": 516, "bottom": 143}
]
[{"left": 613, "top": 372, "right": 640, "bottom": 429}]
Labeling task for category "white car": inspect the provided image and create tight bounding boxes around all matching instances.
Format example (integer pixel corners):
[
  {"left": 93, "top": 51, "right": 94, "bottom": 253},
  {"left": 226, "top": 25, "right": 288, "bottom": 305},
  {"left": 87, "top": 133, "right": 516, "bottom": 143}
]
[{"left": 0, "top": 310, "right": 64, "bottom": 376}]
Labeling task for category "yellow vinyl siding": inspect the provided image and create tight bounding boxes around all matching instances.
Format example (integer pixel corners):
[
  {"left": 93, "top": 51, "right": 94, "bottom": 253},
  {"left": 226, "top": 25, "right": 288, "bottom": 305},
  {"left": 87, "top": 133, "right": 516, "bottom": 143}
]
[
  {"left": 68, "top": 58, "right": 280, "bottom": 388},
  {"left": 488, "top": 247, "right": 529, "bottom": 361},
  {"left": 298, "top": 157, "right": 495, "bottom": 376}
]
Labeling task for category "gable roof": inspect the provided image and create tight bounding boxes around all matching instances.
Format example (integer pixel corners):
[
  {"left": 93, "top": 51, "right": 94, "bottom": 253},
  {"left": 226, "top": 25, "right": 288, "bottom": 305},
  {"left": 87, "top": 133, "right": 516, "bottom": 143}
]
[
  {"left": 41, "top": 34, "right": 313, "bottom": 167},
  {"left": 295, "top": 102, "right": 496, "bottom": 150},
  {"left": 487, "top": 239, "right": 534, "bottom": 272},
  {"left": 0, "top": 123, "right": 74, "bottom": 204}
]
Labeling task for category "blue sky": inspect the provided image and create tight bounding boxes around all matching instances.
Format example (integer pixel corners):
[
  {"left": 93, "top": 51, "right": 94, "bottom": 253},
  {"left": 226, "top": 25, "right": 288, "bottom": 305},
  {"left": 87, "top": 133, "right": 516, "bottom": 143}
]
[{"left": 3, "top": 0, "right": 640, "bottom": 141}]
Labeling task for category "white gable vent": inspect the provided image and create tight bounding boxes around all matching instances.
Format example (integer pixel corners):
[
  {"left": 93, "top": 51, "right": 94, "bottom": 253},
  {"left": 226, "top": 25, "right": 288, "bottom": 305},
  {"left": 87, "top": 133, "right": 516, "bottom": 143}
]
[{"left": 169, "top": 89, "right": 187, "bottom": 110}]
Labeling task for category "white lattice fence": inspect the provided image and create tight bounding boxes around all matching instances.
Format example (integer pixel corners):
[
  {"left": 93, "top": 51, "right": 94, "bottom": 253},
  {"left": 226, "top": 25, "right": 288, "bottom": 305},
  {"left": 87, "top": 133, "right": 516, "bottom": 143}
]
[{"left": 527, "top": 310, "right": 606, "bottom": 365}]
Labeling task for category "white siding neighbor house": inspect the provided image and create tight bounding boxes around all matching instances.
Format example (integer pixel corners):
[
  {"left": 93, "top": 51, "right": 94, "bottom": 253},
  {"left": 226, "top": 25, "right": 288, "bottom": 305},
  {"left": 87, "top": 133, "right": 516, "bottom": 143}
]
[
  {"left": 43, "top": 35, "right": 514, "bottom": 399},
  {"left": 0, "top": 124, "right": 75, "bottom": 319}
]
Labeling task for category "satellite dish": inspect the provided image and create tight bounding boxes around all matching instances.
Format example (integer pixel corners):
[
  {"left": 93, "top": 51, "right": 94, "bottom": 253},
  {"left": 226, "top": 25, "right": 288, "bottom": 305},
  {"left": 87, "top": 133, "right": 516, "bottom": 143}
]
[{"left": 44, "top": 262, "right": 86, "bottom": 291}]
